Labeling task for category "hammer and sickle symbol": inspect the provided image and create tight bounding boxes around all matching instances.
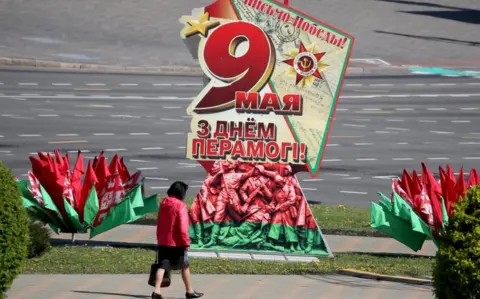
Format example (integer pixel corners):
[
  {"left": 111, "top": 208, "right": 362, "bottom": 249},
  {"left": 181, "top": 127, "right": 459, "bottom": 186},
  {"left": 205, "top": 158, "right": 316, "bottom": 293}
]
[{"left": 300, "top": 57, "right": 312, "bottom": 69}]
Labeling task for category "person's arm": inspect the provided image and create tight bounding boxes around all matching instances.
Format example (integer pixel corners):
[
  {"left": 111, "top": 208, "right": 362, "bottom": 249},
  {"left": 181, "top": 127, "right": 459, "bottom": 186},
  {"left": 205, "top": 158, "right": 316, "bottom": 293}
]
[{"left": 177, "top": 203, "right": 191, "bottom": 248}]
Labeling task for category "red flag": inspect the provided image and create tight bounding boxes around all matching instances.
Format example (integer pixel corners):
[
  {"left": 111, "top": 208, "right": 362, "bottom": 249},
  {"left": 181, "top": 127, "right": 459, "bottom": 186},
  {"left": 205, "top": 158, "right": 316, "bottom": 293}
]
[
  {"left": 446, "top": 164, "right": 456, "bottom": 184},
  {"left": 94, "top": 155, "right": 111, "bottom": 195},
  {"left": 421, "top": 162, "right": 443, "bottom": 229},
  {"left": 455, "top": 167, "right": 466, "bottom": 199},
  {"left": 119, "top": 157, "right": 131, "bottom": 182},
  {"left": 78, "top": 160, "right": 99, "bottom": 222},
  {"left": 401, "top": 169, "right": 414, "bottom": 201},
  {"left": 71, "top": 151, "right": 85, "bottom": 209},
  {"left": 92, "top": 151, "right": 104, "bottom": 170},
  {"left": 467, "top": 168, "right": 480, "bottom": 188},
  {"left": 94, "top": 172, "right": 126, "bottom": 226}
]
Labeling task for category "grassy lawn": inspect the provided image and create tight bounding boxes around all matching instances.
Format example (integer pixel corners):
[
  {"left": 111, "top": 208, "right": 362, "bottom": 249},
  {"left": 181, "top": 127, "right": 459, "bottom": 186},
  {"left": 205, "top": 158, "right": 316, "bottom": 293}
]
[
  {"left": 25, "top": 246, "right": 433, "bottom": 278},
  {"left": 133, "top": 199, "right": 387, "bottom": 237}
]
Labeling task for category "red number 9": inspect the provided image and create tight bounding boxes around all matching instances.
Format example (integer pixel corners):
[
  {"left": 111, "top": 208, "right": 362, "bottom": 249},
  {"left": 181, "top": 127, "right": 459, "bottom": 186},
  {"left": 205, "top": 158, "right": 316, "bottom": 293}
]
[{"left": 194, "top": 21, "right": 275, "bottom": 114}]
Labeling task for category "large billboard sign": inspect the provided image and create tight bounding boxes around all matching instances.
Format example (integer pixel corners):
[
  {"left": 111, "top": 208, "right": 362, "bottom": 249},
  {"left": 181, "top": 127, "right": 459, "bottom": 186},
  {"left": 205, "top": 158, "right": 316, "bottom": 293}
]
[{"left": 180, "top": 0, "right": 354, "bottom": 256}]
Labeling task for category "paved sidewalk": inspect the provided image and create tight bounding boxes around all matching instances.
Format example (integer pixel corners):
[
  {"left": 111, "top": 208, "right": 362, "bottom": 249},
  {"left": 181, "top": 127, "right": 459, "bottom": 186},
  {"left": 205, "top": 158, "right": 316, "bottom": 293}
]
[
  {"left": 51, "top": 224, "right": 437, "bottom": 258},
  {"left": 8, "top": 274, "right": 434, "bottom": 299}
]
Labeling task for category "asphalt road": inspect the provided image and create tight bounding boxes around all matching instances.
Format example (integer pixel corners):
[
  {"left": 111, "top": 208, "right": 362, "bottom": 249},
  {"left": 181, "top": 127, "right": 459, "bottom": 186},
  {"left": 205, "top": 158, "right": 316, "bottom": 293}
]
[
  {"left": 1, "top": 70, "right": 479, "bottom": 208},
  {"left": 0, "top": 0, "right": 479, "bottom": 66}
]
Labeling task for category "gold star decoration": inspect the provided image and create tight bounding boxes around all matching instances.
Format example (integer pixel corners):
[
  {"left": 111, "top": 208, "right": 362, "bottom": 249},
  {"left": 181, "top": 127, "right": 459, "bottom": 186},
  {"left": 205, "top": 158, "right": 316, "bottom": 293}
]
[{"left": 180, "top": 12, "right": 220, "bottom": 39}]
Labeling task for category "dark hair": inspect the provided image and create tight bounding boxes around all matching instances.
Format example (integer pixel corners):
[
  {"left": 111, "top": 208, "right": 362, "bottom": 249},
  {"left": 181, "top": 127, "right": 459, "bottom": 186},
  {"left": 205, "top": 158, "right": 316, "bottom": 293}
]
[{"left": 167, "top": 181, "right": 188, "bottom": 200}]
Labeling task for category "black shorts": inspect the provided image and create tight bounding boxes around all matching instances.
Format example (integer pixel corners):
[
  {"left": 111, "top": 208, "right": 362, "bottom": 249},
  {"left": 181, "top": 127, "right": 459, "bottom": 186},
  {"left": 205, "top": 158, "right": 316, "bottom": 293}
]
[{"left": 156, "top": 246, "right": 189, "bottom": 271}]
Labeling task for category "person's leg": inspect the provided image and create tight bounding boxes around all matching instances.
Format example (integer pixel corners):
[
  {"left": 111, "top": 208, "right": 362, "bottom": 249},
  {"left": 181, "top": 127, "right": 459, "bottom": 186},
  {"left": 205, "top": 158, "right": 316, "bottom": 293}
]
[
  {"left": 154, "top": 268, "right": 165, "bottom": 294},
  {"left": 181, "top": 254, "right": 204, "bottom": 298}
]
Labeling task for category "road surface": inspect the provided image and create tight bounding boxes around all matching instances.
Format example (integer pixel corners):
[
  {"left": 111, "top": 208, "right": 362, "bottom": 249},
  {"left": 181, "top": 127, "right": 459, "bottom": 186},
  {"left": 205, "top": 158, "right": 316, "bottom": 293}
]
[
  {"left": 0, "top": 69, "right": 479, "bottom": 208},
  {"left": 0, "top": 0, "right": 479, "bottom": 67}
]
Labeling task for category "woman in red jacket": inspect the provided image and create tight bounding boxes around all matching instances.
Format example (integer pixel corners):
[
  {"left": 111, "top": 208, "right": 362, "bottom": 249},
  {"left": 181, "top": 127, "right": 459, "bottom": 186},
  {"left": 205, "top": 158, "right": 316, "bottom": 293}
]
[{"left": 152, "top": 181, "right": 203, "bottom": 299}]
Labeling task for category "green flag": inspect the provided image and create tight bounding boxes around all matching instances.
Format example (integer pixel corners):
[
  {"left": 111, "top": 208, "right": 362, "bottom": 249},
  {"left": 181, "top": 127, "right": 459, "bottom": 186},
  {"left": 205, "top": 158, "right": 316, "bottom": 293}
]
[
  {"left": 90, "top": 184, "right": 159, "bottom": 238},
  {"left": 83, "top": 185, "right": 99, "bottom": 227},
  {"left": 441, "top": 197, "right": 449, "bottom": 227},
  {"left": 371, "top": 201, "right": 428, "bottom": 252},
  {"left": 63, "top": 198, "right": 86, "bottom": 233}
]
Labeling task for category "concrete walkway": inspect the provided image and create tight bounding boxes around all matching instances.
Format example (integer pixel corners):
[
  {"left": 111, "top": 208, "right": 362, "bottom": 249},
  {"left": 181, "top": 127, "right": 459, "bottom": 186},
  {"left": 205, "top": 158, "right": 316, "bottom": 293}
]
[
  {"left": 8, "top": 274, "right": 434, "bottom": 299},
  {"left": 51, "top": 224, "right": 436, "bottom": 258}
]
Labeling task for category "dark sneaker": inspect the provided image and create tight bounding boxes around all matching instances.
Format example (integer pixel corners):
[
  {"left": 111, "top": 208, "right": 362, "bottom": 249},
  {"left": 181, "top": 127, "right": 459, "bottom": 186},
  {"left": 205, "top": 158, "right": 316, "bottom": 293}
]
[{"left": 186, "top": 291, "right": 204, "bottom": 298}]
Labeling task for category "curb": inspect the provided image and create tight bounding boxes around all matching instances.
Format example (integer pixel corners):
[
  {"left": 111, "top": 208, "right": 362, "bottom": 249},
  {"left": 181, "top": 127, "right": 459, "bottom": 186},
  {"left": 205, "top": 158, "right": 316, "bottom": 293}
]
[
  {"left": 0, "top": 56, "right": 203, "bottom": 76},
  {"left": 337, "top": 269, "right": 432, "bottom": 286},
  {"left": 0, "top": 56, "right": 389, "bottom": 76}
]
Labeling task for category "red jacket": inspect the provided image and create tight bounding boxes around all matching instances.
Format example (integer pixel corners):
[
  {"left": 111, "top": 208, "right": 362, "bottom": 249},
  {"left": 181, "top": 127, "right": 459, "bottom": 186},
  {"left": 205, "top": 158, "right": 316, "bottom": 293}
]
[{"left": 156, "top": 196, "right": 191, "bottom": 247}]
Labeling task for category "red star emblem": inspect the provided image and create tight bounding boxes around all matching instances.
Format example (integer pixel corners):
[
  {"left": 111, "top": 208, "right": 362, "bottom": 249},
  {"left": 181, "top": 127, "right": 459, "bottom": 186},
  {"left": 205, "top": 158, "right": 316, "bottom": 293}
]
[{"left": 282, "top": 42, "right": 327, "bottom": 85}]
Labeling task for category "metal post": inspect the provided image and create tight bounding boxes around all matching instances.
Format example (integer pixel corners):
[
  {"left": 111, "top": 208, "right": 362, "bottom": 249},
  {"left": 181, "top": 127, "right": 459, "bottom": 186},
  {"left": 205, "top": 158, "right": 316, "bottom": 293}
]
[{"left": 71, "top": 233, "right": 76, "bottom": 245}]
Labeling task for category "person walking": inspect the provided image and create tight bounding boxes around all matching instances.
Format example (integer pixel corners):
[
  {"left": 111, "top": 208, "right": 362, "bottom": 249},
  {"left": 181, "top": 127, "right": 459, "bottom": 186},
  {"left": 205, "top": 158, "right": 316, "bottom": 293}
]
[{"left": 152, "top": 181, "right": 204, "bottom": 299}]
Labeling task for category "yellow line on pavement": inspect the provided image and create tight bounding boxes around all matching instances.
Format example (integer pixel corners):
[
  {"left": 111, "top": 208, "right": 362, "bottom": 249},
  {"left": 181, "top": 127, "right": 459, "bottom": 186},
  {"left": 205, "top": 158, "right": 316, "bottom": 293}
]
[
  {"left": 73, "top": 88, "right": 111, "bottom": 91},
  {"left": 47, "top": 140, "right": 89, "bottom": 144}
]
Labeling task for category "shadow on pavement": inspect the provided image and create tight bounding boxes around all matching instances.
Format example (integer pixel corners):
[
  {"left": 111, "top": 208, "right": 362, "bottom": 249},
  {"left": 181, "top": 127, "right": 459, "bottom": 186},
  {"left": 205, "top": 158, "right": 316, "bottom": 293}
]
[
  {"left": 73, "top": 290, "right": 183, "bottom": 299},
  {"left": 50, "top": 238, "right": 157, "bottom": 249},
  {"left": 374, "top": 0, "right": 480, "bottom": 24},
  {"left": 374, "top": 30, "right": 480, "bottom": 47},
  {"left": 302, "top": 274, "right": 432, "bottom": 290},
  {"left": 340, "top": 251, "right": 433, "bottom": 259}
]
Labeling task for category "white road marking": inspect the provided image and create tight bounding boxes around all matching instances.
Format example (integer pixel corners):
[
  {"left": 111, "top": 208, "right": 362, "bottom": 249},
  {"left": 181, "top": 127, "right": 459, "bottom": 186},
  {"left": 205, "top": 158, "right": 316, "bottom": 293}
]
[
  {"left": 342, "top": 124, "right": 366, "bottom": 128},
  {"left": 406, "top": 84, "right": 425, "bottom": 86},
  {"left": 466, "top": 82, "right": 480, "bottom": 86},
  {"left": 323, "top": 159, "right": 343, "bottom": 162},
  {"left": 141, "top": 147, "right": 163, "bottom": 150},
  {"left": 345, "top": 84, "right": 362, "bottom": 87},
  {"left": 0, "top": 150, "right": 11, "bottom": 153},
  {"left": 129, "top": 159, "right": 151, "bottom": 163},
  {"left": 18, "top": 83, "right": 38, "bottom": 86},
  {"left": 120, "top": 83, "right": 138, "bottom": 86},
  {"left": 161, "top": 118, "right": 185, "bottom": 122},
  {"left": 56, "top": 134, "right": 79, "bottom": 137},
  {"left": 129, "top": 133, "right": 151, "bottom": 135},
  {"left": 392, "top": 158, "right": 414, "bottom": 161},
  {"left": 356, "top": 158, "right": 378, "bottom": 161},
  {"left": 137, "top": 167, "right": 159, "bottom": 170},
  {"left": 178, "top": 146, "right": 186, "bottom": 149},
  {"left": 152, "top": 83, "right": 172, "bottom": 86},
  {"left": 105, "top": 148, "right": 126, "bottom": 151},
  {"left": 68, "top": 150, "right": 91, "bottom": 153},
  {"left": 86, "top": 83, "right": 106, "bottom": 86},
  {"left": 146, "top": 177, "right": 168, "bottom": 181},
  {"left": 354, "top": 143, "right": 373, "bottom": 146},
  {"left": 362, "top": 108, "right": 382, "bottom": 111},
  {"left": 93, "top": 133, "right": 115, "bottom": 136},
  {"left": 427, "top": 157, "right": 449, "bottom": 160},
  {"left": 340, "top": 190, "right": 368, "bottom": 195},
  {"left": 175, "top": 83, "right": 203, "bottom": 86},
  {"left": 323, "top": 173, "right": 349, "bottom": 177},
  {"left": 38, "top": 114, "right": 59, "bottom": 117},
  {"left": 302, "top": 179, "right": 324, "bottom": 182},
  {"left": 163, "top": 106, "right": 182, "bottom": 109},
  {"left": 419, "top": 120, "right": 437, "bottom": 123},
  {"left": 52, "top": 83, "right": 72, "bottom": 86},
  {"left": 395, "top": 108, "right": 414, "bottom": 111},
  {"left": 450, "top": 94, "right": 470, "bottom": 97},
  {"left": 18, "top": 134, "right": 41, "bottom": 137},
  {"left": 302, "top": 188, "right": 318, "bottom": 191},
  {"left": 369, "top": 83, "right": 393, "bottom": 87},
  {"left": 0, "top": 135, "right": 3, "bottom": 138},
  {"left": 165, "top": 132, "right": 185, "bottom": 135},
  {"left": 427, "top": 107, "right": 446, "bottom": 111},
  {"left": 375, "top": 131, "right": 391, "bottom": 134},
  {"left": 150, "top": 186, "right": 169, "bottom": 189},
  {"left": 385, "top": 127, "right": 409, "bottom": 131},
  {"left": 352, "top": 118, "right": 370, "bottom": 121},
  {"left": 459, "top": 142, "right": 480, "bottom": 145},
  {"left": 111, "top": 115, "right": 140, "bottom": 118},
  {"left": 21, "top": 94, "right": 40, "bottom": 96},
  {"left": 342, "top": 177, "right": 361, "bottom": 180},
  {"left": 57, "top": 94, "right": 75, "bottom": 97},
  {"left": 463, "top": 157, "right": 480, "bottom": 160},
  {"left": 451, "top": 120, "right": 471, "bottom": 123},
  {"left": 431, "top": 83, "right": 456, "bottom": 86},
  {"left": 386, "top": 119, "right": 404, "bottom": 122},
  {"left": 430, "top": 131, "right": 455, "bottom": 134},
  {"left": 460, "top": 108, "right": 479, "bottom": 111},
  {"left": 178, "top": 162, "right": 198, "bottom": 166},
  {"left": 75, "top": 114, "right": 94, "bottom": 117},
  {"left": 372, "top": 175, "right": 398, "bottom": 179},
  {"left": 336, "top": 108, "right": 348, "bottom": 111},
  {"left": 0, "top": 82, "right": 3, "bottom": 85}
]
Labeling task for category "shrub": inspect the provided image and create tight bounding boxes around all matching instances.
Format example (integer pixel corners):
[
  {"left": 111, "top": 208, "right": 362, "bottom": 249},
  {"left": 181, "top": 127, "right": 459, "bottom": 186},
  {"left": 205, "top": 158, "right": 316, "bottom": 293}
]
[
  {"left": 28, "top": 221, "right": 51, "bottom": 258},
  {"left": 0, "top": 162, "right": 30, "bottom": 298},
  {"left": 432, "top": 185, "right": 480, "bottom": 299}
]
